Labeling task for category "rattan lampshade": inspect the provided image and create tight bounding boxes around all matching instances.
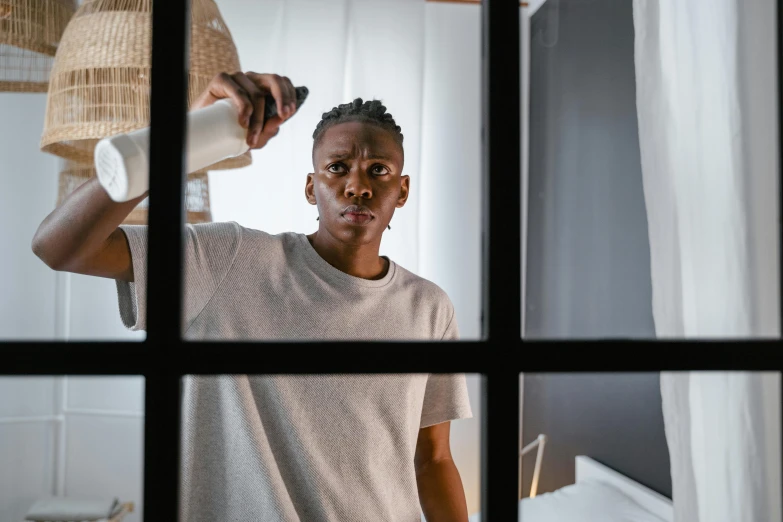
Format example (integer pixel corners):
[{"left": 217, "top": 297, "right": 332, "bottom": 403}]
[
  {"left": 0, "top": 0, "right": 75, "bottom": 92},
  {"left": 40, "top": 0, "right": 251, "bottom": 172},
  {"left": 58, "top": 160, "right": 213, "bottom": 225}
]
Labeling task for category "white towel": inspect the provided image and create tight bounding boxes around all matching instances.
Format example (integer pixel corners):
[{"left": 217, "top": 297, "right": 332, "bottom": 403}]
[{"left": 25, "top": 497, "right": 119, "bottom": 521}]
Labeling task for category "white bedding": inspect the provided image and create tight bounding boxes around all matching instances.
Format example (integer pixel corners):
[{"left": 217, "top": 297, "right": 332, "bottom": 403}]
[{"left": 467, "top": 480, "right": 668, "bottom": 522}]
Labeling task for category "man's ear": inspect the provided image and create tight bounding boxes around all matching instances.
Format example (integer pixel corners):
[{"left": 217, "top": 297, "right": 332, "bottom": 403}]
[
  {"left": 396, "top": 174, "right": 410, "bottom": 208},
  {"left": 305, "top": 173, "right": 317, "bottom": 205}
]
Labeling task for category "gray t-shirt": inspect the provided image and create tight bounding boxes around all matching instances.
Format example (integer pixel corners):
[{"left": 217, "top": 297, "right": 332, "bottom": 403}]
[{"left": 116, "top": 222, "right": 472, "bottom": 521}]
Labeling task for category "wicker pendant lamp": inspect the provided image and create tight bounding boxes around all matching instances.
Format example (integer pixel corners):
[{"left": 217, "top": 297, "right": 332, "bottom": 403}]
[
  {"left": 57, "top": 161, "right": 213, "bottom": 225},
  {"left": 40, "top": 0, "right": 251, "bottom": 172},
  {"left": 0, "top": 0, "right": 76, "bottom": 92}
]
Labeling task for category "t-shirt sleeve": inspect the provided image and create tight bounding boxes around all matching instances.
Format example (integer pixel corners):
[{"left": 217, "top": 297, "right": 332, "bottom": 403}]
[
  {"left": 420, "top": 374, "right": 473, "bottom": 428},
  {"left": 441, "top": 307, "right": 459, "bottom": 340},
  {"left": 115, "top": 221, "right": 243, "bottom": 331}
]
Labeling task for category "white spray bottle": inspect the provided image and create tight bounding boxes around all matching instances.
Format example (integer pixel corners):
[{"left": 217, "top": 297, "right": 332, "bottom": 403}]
[{"left": 94, "top": 86, "right": 308, "bottom": 203}]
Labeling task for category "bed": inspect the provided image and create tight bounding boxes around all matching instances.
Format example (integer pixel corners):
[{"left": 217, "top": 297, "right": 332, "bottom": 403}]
[
  {"left": 467, "top": 455, "right": 673, "bottom": 522},
  {"left": 461, "top": 373, "right": 674, "bottom": 522}
]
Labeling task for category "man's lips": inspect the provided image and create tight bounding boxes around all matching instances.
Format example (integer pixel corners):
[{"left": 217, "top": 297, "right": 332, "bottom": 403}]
[{"left": 341, "top": 205, "right": 373, "bottom": 224}]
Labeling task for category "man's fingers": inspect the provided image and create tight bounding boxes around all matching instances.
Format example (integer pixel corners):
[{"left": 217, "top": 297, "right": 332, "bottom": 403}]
[
  {"left": 214, "top": 72, "right": 253, "bottom": 128},
  {"left": 248, "top": 72, "right": 294, "bottom": 123},
  {"left": 282, "top": 76, "right": 297, "bottom": 115},
  {"left": 254, "top": 115, "right": 283, "bottom": 148},
  {"left": 256, "top": 126, "right": 281, "bottom": 149},
  {"left": 200, "top": 71, "right": 298, "bottom": 149},
  {"left": 232, "top": 73, "right": 266, "bottom": 146},
  {"left": 267, "top": 75, "right": 288, "bottom": 123}
]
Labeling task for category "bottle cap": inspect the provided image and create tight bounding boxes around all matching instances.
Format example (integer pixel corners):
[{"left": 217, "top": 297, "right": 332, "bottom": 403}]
[{"left": 94, "top": 133, "right": 149, "bottom": 202}]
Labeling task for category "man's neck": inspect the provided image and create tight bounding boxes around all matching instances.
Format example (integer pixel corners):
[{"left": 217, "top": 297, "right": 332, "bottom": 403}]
[{"left": 306, "top": 230, "right": 388, "bottom": 280}]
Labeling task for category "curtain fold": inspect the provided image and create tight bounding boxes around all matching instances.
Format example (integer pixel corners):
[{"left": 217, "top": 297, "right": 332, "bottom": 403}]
[{"left": 633, "top": 1, "right": 780, "bottom": 521}]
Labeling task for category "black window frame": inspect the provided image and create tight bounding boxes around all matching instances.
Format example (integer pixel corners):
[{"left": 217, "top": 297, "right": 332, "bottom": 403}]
[{"left": 4, "top": 1, "right": 783, "bottom": 521}]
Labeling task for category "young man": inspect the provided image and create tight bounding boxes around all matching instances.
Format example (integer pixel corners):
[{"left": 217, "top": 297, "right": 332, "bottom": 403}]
[{"left": 32, "top": 71, "right": 472, "bottom": 521}]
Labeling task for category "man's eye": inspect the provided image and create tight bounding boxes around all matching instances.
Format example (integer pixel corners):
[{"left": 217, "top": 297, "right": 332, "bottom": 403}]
[
  {"left": 328, "top": 164, "right": 344, "bottom": 172},
  {"left": 372, "top": 165, "right": 389, "bottom": 175}
]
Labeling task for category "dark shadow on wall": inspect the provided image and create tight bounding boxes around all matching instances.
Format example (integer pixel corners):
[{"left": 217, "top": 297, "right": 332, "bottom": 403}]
[{"left": 525, "top": 0, "right": 656, "bottom": 338}]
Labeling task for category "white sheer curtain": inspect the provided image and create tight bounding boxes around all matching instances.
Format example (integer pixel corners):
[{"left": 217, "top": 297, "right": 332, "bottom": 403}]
[
  {"left": 211, "top": 0, "right": 426, "bottom": 272},
  {"left": 633, "top": 0, "right": 780, "bottom": 521}
]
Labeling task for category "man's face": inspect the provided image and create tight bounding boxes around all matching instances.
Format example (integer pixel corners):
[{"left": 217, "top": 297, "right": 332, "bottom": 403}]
[{"left": 306, "top": 121, "right": 409, "bottom": 245}]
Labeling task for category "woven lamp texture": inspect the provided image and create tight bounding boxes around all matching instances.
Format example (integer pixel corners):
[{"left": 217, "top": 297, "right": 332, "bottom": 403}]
[
  {"left": 0, "top": 0, "right": 76, "bottom": 92},
  {"left": 58, "top": 161, "right": 213, "bottom": 225},
  {"left": 40, "top": 0, "right": 251, "bottom": 171}
]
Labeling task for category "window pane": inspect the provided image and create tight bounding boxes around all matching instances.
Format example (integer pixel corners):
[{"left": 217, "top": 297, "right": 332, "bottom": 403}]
[
  {"left": 522, "top": 0, "right": 780, "bottom": 339},
  {"left": 3, "top": 0, "right": 154, "bottom": 342},
  {"left": 164, "top": 0, "right": 483, "bottom": 341},
  {"left": 179, "top": 372, "right": 482, "bottom": 519},
  {"left": 0, "top": 376, "right": 144, "bottom": 521},
  {"left": 10, "top": 0, "right": 488, "bottom": 342},
  {"left": 517, "top": 372, "right": 781, "bottom": 522}
]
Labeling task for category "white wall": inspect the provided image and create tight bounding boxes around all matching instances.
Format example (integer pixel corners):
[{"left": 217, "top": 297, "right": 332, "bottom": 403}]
[
  {"left": 0, "top": 377, "right": 145, "bottom": 522},
  {"left": 61, "top": 377, "right": 144, "bottom": 522},
  {"left": 0, "top": 93, "right": 58, "bottom": 340},
  {"left": 0, "top": 377, "right": 57, "bottom": 522},
  {"left": 419, "top": 2, "right": 482, "bottom": 341},
  {"left": 0, "top": 87, "right": 144, "bottom": 522}
]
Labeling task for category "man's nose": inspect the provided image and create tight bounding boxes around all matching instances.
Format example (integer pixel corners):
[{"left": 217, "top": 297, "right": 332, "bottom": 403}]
[{"left": 344, "top": 169, "right": 372, "bottom": 199}]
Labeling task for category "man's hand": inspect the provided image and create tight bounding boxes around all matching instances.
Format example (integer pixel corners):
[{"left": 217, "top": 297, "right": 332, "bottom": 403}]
[{"left": 191, "top": 71, "right": 299, "bottom": 149}]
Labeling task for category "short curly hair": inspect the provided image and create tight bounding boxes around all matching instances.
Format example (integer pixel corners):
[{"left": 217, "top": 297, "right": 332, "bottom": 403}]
[{"left": 312, "top": 98, "right": 404, "bottom": 154}]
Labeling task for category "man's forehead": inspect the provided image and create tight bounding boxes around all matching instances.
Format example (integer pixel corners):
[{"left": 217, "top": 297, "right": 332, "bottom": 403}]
[
  {"left": 326, "top": 124, "right": 394, "bottom": 142},
  {"left": 317, "top": 126, "right": 402, "bottom": 161}
]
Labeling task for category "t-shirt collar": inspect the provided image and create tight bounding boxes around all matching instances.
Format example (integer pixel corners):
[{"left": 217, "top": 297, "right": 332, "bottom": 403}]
[{"left": 295, "top": 233, "right": 396, "bottom": 289}]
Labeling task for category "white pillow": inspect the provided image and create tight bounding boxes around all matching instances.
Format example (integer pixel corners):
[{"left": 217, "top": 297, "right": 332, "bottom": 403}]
[
  {"left": 25, "top": 497, "right": 120, "bottom": 521},
  {"left": 521, "top": 480, "right": 667, "bottom": 522}
]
